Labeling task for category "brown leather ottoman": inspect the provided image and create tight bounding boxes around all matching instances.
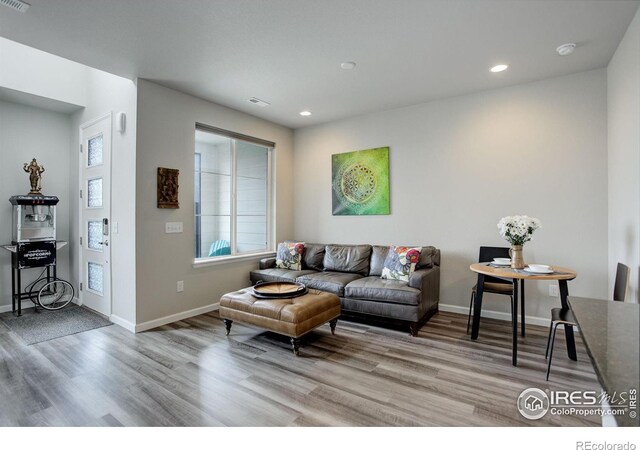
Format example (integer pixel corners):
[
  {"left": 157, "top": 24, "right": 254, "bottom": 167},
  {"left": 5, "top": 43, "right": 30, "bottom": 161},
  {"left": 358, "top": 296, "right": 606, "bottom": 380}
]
[{"left": 219, "top": 287, "right": 341, "bottom": 355}]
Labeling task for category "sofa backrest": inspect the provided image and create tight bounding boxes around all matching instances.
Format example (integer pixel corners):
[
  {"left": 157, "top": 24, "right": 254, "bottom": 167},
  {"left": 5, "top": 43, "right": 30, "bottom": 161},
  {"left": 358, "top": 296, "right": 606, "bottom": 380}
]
[
  {"left": 301, "top": 243, "right": 326, "bottom": 271},
  {"left": 430, "top": 247, "right": 441, "bottom": 267},
  {"left": 370, "top": 245, "right": 440, "bottom": 276},
  {"left": 370, "top": 245, "right": 390, "bottom": 277},
  {"left": 323, "top": 244, "right": 372, "bottom": 276},
  {"left": 284, "top": 241, "right": 326, "bottom": 270},
  {"left": 284, "top": 240, "right": 440, "bottom": 275},
  {"left": 421, "top": 246, "right": 440, "bottom": 267}
]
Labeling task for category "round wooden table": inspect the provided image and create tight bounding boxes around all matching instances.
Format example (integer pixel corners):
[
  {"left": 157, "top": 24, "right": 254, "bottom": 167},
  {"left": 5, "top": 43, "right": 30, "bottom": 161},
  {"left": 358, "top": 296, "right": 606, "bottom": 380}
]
[{"left": 469, "top": 263, "right": 577, "bottom": 366}]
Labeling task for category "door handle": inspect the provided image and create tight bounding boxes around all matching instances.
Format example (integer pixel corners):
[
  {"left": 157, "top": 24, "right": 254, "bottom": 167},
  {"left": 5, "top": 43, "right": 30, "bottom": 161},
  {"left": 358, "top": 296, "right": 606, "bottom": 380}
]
[{"left": 98, "top": 240, "right": 109, "bottom": 246}]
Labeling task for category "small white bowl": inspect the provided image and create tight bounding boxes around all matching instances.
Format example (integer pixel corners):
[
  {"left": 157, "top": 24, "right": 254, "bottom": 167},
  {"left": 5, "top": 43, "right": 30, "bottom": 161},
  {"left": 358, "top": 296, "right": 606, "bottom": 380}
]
[
  {"left": 493, "top": 258, "right": 511, "bottom": 264},
  {"left": 528, "top": 264, "right": 551, "bottom": 272}
]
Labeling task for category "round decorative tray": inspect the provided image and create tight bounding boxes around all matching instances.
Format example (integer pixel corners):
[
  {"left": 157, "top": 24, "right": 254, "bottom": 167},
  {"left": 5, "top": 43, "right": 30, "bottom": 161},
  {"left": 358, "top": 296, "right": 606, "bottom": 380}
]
[{"left": 252, "top": 281, "right": 308, "bottom": 299}]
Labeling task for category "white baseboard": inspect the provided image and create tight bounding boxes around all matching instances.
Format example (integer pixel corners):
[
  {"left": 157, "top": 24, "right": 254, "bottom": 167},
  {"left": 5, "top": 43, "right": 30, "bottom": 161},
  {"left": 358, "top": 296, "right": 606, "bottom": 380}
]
[
  {"left": 0, "top": 297, "right": 81, "bottom": 314},
  {"left": 0, "top": 296, "right": 557, "bottom": 333},
  {"left": 109, "top": 314, "right": 136, "bottom": 333},
  {"left": 438, "top": 303, "right": 551, "bottom": 327},
  {"left": 135, "top": 303, "right": 220, "bottom": 333}
]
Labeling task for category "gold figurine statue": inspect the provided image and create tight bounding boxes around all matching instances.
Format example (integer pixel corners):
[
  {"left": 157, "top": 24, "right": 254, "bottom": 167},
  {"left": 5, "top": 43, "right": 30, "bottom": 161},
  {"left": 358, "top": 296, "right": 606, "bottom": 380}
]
[{"left": 23, "top": 158, "right": 45, "bottom": 195}]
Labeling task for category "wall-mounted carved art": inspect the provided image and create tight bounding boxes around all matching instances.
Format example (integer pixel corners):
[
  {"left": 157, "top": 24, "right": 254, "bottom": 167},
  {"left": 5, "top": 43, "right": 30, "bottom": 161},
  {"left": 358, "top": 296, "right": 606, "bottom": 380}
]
[{"left": 157, "top": 167, "right": 179, "bottom": 209}]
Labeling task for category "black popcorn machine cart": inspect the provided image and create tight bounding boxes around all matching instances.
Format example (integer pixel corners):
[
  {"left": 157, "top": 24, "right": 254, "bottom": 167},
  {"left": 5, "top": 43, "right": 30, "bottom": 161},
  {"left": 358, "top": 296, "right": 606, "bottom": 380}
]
[{"left": 2, "top": 159, "right": 74, "bottom": 315}]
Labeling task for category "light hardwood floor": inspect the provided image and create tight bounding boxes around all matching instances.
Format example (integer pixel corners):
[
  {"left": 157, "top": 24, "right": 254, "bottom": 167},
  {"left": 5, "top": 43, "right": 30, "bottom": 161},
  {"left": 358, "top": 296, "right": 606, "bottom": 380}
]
[{"left": 0, "top": 309, "right": 600, "bottom": 426}]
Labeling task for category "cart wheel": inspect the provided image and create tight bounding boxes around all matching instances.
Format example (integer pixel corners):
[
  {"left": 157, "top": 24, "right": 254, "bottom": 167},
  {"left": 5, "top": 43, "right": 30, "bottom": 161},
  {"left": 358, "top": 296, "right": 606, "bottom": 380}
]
[
  {"left": 37, "top": 280, "right": 74, "bottom": 311},
  {"left": 28, "top": 278, "right": 49, "bottom": 305}
]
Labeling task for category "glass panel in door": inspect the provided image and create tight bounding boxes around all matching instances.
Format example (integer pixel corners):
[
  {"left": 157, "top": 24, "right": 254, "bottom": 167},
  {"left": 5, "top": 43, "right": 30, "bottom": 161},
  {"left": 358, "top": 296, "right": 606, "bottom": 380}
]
[
  {"left": 87, "top": 177, "right": 103, "bottom": 208},
  {"left": 87, "top": 134, "right": 103, "bottom": 167},
  {"left": 87, "top": 221, "right": 103, "bottom": 251},
  {"left": 87, "top": 262, "right": 104, "bottom": 295}
]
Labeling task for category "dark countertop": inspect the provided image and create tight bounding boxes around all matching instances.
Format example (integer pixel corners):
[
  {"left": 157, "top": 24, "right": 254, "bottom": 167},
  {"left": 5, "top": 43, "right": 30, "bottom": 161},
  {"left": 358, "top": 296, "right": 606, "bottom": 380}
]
[{"left": 569, "top": 296, "right": 640, "bottom": 427}]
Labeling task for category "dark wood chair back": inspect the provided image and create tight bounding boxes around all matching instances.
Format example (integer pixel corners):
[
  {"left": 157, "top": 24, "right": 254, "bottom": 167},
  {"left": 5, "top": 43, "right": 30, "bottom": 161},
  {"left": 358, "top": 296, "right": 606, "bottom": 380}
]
[
  {"left": 479, "top": 246, "right": 512, "bottom": 285},
  {"left": 613, "top": 262, "right": 630, "bottom": 302}
]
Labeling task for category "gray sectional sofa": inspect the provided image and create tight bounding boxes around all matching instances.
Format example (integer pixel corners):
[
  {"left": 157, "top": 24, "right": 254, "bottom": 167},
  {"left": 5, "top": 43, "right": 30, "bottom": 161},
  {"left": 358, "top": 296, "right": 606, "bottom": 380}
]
[{"left": 250, "top": 243, "right": 441, "bottom": 335}]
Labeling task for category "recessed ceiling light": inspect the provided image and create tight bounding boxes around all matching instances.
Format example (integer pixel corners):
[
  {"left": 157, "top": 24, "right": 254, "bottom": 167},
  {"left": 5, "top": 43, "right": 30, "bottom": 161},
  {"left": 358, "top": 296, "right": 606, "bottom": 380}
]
[
  {"left": 490, "top": 64, "right": 509, "bottom": 73},
  {"left": 340, "top": 61, "right": 356, "bottom": 70},
  {"left": 299, "top": 111, "right": 312, "bottom": 116},
  {"left": 556, "top": 43, "right": 576, "bottom": 56}
]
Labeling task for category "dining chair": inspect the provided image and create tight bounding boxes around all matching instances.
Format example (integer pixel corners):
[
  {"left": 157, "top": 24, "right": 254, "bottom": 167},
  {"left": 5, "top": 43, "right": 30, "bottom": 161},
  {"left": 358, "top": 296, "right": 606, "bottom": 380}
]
[
  {"left": 466, "top": 246, "right": 520, "bottom": 333},
  {"left": 613, "top": 262, "right": 630, "bottom": 302},
  {"left": 545, "top": 262, "right": 630, "bottom": 380}
]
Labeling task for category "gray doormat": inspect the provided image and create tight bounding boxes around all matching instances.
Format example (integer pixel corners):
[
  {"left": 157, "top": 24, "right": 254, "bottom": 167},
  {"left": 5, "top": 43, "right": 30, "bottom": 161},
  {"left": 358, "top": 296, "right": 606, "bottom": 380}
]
[{"left": 0, "top": 304, "right": 112, "bottom": 345}]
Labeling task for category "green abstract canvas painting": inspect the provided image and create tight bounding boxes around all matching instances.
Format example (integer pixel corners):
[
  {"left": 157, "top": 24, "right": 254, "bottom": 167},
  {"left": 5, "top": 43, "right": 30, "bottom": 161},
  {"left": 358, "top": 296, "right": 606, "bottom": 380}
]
[{"left": 332, "top": 147, "right": 390, "bottom": 215}]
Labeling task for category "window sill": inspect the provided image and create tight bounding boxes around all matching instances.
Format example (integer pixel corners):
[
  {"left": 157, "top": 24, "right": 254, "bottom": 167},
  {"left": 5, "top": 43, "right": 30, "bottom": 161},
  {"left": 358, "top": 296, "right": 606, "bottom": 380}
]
[{"left": 192, "top": 251, "right": 275, "bottom": 269}]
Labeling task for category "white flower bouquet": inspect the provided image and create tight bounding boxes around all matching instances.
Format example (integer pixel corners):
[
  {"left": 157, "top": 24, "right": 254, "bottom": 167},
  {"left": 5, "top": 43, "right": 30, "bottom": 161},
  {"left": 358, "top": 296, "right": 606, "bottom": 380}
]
[{"left": 497, "top": 215, "right": 542, "bottom": 246}]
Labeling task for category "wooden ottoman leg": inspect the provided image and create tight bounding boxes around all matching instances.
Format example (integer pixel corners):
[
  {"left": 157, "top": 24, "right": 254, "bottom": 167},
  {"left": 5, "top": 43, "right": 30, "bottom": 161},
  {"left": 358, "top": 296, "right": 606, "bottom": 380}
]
[
  {"left": 290, "top": 337, "right": 301, "bottom": 356},
  {"left": 223, "top": 319, "right": 233, "bottom": 336},
  {"left": 329, "top": 318, "right": 338, "bottom": 335}
]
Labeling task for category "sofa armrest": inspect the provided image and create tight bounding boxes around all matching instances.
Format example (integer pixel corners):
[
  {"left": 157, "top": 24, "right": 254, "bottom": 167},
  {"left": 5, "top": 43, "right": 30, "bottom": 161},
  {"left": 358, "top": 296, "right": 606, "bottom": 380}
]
[
  {"left": 259, "top": 257, "right": 277, "bottom": 270},
  {"left": 409, "top": 267, "right": 434, "bottom": 289},
  {"left": 409, "top": 266, "right": 440, "bottom": 308}
]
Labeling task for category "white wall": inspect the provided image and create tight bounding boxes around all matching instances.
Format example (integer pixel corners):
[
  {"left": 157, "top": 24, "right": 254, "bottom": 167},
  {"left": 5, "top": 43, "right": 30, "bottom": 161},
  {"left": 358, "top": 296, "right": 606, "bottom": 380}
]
[
  {"left": 0, "top": 37, "right": 86, "bottom": 108},
  {"left": 0, "top": 37, "right": 138, "bottom": 326},
  {"left": 0, "top": 100, "right": 72, "bottom": 311},
  {"left": 70, "top": 69, "right": 138, "bottom": 326},
  {"left": 293, "top": 69, "right": 609, "bottom": 321},
  {"left": 135, "top": 80, "right": 293, "bottom": 325},
  {"left": 608, "top": 8, "right": 640, "bottom": 303}
]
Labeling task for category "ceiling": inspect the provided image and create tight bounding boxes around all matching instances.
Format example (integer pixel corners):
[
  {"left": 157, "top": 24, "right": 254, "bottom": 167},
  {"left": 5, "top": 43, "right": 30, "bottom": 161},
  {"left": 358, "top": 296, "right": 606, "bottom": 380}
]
[{"left": 1, "top": 0, "right": 638, "bottom": 129}]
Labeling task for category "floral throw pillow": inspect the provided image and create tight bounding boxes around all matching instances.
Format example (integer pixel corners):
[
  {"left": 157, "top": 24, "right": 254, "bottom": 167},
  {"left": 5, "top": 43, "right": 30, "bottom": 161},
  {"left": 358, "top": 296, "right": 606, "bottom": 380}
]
[
  {"left": 275, "top": 242, "right": 305, "bottom": 270},
  {"left": 380, "top": 246, "right": 422, "bottom": 282}
]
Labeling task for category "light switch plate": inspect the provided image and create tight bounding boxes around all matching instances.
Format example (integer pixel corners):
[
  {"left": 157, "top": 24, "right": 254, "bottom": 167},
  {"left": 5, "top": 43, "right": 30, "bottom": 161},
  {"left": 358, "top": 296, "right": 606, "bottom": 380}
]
[
  {"left": 177, "top": 281, "right": 184, "bottom": 292},
  {"left": 165, "top": 222, "right": 183, "bottom": 234}
]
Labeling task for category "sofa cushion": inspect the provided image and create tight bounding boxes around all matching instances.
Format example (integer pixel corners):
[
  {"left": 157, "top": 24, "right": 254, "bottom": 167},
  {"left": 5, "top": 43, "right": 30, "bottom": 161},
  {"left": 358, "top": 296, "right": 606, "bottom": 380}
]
[
  {"left": 275, "top": 242, "right": 305, "bottom": 270},
  {"left": 419, "top": 246, "right": 437, "bottom": 268},
  {"left": 250, "top": 268, "right": 317, "bottom": 284},
  {"left": 345, "top": 277, "right": 421, "bottom": 306},
  {"left": 340, "top": 297, "right": 421, "bottom": 322},
  {"left": 285, "top": 240, "right": 326, "bottom": 271},
  {"left": 371, "top": 245, "right": 435, "bottom": 275},
  {"left": 370, "top": 245, "right": 389, "bottom": 277},
  {"left": 297, "top": 272, "right": 363, "bottom": 296},
  {"left": 381, "top": 246, "right": 422, "bottom": 282},
  {"left": 302, "top": 243, "right": 326, "bottom": 271},
  {"left": 323, "top": 244, "right": 372, "bottom": 276}
]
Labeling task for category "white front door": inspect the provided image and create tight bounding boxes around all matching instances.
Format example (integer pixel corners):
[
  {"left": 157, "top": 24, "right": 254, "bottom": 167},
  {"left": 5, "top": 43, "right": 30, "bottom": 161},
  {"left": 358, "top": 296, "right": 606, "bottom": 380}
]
[{"left": 79, "top": 114, "right": 112, "bottom": 316}]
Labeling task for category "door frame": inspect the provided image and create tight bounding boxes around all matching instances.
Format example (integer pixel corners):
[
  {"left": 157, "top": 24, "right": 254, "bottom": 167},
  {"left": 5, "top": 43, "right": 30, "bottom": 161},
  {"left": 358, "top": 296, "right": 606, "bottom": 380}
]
[{"left": 77, "top": 111, "right": 113, "bottom": 316}]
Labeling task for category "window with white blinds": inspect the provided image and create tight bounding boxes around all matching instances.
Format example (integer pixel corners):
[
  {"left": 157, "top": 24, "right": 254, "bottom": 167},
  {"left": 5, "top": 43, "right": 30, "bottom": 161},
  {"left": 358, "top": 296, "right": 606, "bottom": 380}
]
[{"left": 194, "top": 125, "right": 273, "bottom": 260}]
